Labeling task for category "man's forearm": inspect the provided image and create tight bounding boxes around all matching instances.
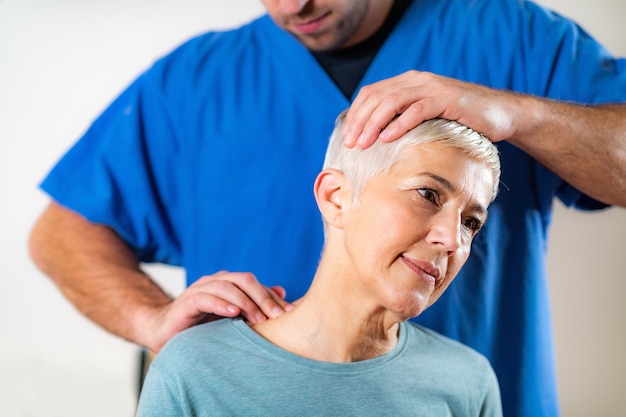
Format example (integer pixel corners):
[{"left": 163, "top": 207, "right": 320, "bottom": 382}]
[
  {"left": 344, "top": 71, "right": 626, "bottom": 207},
  {"left": 28, "top": 202, "right": 172, "bottom": 349},
  {"left": 509, "top": 99, "right": 626, "bottom": 207}
]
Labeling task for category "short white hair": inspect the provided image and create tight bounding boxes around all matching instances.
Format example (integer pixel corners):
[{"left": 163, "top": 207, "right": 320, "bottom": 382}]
[{"left": 323, "top": 110, "right": 501, "bottom": 202}]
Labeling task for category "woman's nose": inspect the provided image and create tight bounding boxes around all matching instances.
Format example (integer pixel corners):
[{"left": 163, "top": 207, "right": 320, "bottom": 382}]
[{"left": 426, "top": 212, "right": 462, "bottom": 253}]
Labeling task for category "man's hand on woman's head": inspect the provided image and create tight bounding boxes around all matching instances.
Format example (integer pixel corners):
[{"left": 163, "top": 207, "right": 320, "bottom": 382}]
[{"left": 343, "top": 70, "right": 521, "bottom": 148}]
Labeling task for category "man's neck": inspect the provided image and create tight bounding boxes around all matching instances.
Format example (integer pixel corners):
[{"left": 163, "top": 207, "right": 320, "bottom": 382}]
[{"left": 312, "top": 0, "right": 412, "bottom": 98}]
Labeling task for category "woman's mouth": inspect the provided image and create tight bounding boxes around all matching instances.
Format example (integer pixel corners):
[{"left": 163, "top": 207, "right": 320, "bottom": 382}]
[{"left": 401, "top": 256, "right": 441, "bottom": 284}]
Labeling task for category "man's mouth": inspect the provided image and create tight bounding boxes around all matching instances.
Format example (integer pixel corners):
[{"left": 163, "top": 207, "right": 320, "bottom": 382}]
[{"left": 292, "top": 12, "right": 330, "bottom": 34}]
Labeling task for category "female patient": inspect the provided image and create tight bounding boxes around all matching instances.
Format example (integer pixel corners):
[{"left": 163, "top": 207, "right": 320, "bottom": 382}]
[{"left": 136, "top": 111, "right": 503, "bottom": 416}]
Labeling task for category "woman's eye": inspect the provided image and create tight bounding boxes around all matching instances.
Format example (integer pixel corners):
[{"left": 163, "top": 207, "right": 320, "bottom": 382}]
[
  {"left": 418, "top": 188, "right": 439, "bottom": 204},
  {"left": 463, "top": 217, "right": 483, "bottom": 233}
]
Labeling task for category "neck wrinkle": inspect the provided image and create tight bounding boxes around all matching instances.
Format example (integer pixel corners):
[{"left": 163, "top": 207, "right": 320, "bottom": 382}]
[{"left": 254, "top": 265, "right": 401, "bottom": 363}]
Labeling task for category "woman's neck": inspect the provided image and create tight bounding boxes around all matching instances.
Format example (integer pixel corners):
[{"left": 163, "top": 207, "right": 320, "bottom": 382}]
[{"left": 250, "top": 273, "right": 400, "bottom": 363}]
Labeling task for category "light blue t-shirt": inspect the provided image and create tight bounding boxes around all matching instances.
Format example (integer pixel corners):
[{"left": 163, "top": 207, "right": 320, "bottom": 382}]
[
  {"left": 137, "top": 319, "right": 502, "bottom": 417},
  {"left": 40, "top": 1, "right": 626, "bottom": 415}
]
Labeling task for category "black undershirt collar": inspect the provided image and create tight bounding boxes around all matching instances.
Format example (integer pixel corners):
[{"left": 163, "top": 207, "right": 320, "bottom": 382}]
[{"left": 311, "top": 0, "right": 412, "bottom": 99}]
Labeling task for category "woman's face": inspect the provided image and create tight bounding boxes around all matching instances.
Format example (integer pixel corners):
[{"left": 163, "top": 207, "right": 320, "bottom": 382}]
[{"left": 341, "top": 142, "right": 494, "bottom": 321}]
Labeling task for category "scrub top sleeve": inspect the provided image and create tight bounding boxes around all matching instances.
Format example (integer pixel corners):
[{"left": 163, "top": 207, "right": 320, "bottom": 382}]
[
  {"left": 523, "top": 2, "right": 626, "bottom": 210},
  {"left": 523, "top": 3, "right": 626, "bottom": 102},
  {"left": 40, "top": 61, "right": 183, "bottom": 265}
]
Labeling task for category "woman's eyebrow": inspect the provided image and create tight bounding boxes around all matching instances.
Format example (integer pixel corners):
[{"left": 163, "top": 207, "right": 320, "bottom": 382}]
[
  {"left": 426, "top": 173, "right": 455, "bottom": 192},
  {"left": 426, "top": 173, "right": 488, "bottom": 214}
]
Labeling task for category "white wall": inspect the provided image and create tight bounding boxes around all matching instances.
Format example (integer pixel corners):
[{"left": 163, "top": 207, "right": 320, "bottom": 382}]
[
  {"left": 533, "top": 1, "right": 626, "bottom": 416},
  {"left": 0, "top": 1, "right": 624, "bottom": 416}
]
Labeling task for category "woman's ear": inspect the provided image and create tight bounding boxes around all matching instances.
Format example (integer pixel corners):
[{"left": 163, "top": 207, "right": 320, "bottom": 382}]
[{"left": 314, "top": 168, "right": 349, "bottom": 229}]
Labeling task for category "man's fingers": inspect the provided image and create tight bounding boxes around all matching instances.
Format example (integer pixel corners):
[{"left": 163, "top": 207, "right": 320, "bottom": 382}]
[
  {"left": 377, "top": 99, "right": 444, "bottom": 143},
  {"left": 269, "top": 285, "right": 287, "bottom": 299},
  {"left": 192, "top": 271, "right": 293, "bottom": 322},
  {"left": 344, "top": 80, "right": 397, "bottom": 146},
  {"left": 345, "top": 70, "right": 472, "bottom": 148},
  {"left": 346, "top": 85, "right": 424, "bottom": 147},
  {"left": 262, "top": 285, "right": 295, "bottom": 316},
  {"left": 223, "top": 272, "right": 292, "bottom": 319}
]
